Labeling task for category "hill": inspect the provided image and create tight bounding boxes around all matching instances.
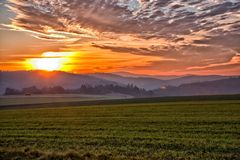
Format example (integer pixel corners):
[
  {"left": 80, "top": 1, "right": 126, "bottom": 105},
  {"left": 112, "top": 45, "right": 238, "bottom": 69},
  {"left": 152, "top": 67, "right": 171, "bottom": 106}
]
[
  {"left": 0, "top": 71, "right": 238, "bottom": 95},
  {"left": 90, "top": 73, "right": 232, "bottom": 90},
  {"left": 0, "top": 71, "right": 118, "bottom": 94},
  {"left": 89, "top": 73, "right": 166, "bottom": 90},
  {"left": 154, "top": 77, "right": 240, "bottom": 96}
]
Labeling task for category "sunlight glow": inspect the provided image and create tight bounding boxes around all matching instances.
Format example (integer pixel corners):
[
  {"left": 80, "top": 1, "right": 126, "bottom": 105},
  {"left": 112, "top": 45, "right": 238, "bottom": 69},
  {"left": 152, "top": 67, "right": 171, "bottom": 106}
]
[{"left": 26, "top": 52, "right": 75, "bottom": 71}]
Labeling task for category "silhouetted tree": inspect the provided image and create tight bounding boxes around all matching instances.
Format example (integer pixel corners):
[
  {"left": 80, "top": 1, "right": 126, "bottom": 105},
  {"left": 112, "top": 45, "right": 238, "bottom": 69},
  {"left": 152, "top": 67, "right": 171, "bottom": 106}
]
[
  {"left": 4, "top": 88, "right": 21, "bottom": 95},
  {"left": 22, "top": 86, "right": 41, "bottom": 94},
  {"left": 4, "top": 84, "right": 154, "bottom": 97}
]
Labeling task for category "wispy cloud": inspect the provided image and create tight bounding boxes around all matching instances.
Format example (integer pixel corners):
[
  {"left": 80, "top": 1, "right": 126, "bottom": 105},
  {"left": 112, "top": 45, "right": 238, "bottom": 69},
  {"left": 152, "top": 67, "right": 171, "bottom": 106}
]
[
  {"left": 187, "top": 53, "right": 240, "bottom": 71},
  {"left": 1, "top": 0, "right": 240, "bottom": 74}
]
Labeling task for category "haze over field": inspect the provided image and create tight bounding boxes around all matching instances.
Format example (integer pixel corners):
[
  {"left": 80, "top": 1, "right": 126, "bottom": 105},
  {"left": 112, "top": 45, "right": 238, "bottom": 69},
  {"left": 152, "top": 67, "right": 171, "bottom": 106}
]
[{"left": 1, "top": 71, "right": 239, "bottom": 97}]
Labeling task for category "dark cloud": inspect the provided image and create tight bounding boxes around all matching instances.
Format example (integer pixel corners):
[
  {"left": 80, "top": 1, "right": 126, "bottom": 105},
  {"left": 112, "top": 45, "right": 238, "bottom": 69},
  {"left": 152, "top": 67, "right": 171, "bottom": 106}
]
[
  {"left": 92, "top": 44, "right": 180, "bottom": 57},
  {"left": 193, "top": 33, "right": 240, "bottom": 48},
  {"left": 8, "top": 0, "right": 240, "bottom": 37}
]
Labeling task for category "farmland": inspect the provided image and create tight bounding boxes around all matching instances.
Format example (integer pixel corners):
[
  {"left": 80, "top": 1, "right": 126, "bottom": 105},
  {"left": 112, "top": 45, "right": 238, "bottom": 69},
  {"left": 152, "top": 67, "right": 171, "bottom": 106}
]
[{"left": 0, "top": 98, "right": 240, "bottom": 159}]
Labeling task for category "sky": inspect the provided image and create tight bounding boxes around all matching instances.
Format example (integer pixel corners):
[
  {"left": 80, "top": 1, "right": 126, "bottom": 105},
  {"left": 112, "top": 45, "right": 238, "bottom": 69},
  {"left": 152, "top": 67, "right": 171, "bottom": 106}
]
[{"left": 0, "top": 0, "right": 239, "bottom": 75}]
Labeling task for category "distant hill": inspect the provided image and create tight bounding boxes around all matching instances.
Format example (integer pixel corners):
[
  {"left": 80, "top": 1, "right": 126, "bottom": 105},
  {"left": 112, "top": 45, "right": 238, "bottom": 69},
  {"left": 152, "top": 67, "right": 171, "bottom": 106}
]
[
  {"left": 112, "top": 72, "right": 181, "bottom": 80},
  {"left": 89, "top": 73, "right": 166, "bottom": 90},
  {"left": 165, "top": 75, "right": 232, "bottom": 86},
  {"left": 89, "top": 73, "right": 232, "bottom": 90},
  {"left": 0, "top": 71, "right": 238, "bottom": 95},
  {"left": 154, "top": 77, "right": 240, "bottom": 97},
  {"left": 0, "top": 71, "right": 118, "bottom": 94}
]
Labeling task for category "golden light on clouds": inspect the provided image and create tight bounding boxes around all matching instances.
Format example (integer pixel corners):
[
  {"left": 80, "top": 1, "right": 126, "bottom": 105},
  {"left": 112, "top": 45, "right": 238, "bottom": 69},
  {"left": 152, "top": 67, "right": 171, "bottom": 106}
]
[
  {"left": 1, "top": 0, "right": 240, "bottom": 75},
  {"left": 26, "top": 52, "right": 75, "bottom": 71}
]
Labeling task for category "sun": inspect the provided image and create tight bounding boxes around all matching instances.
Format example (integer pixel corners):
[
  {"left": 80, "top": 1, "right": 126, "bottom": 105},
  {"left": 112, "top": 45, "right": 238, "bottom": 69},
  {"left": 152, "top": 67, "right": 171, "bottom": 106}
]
[
  {"left": 28, "top": 58, "right": 63, "bottom": 71},
  {"left": 26, "top": 52, "right": 74, "bottom": 71}
]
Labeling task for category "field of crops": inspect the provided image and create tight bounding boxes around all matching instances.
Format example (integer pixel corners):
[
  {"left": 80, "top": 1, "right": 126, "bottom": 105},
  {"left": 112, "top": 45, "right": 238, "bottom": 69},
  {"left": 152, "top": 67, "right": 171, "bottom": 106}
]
[{"left": 0, "top": 100, "right": 240, "bottom": 159}]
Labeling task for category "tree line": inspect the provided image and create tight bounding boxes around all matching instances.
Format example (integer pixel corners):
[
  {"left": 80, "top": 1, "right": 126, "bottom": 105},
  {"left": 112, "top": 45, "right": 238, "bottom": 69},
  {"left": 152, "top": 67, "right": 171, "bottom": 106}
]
[{"left": 4, "top": 84, "right": 154, "bottom": 97}]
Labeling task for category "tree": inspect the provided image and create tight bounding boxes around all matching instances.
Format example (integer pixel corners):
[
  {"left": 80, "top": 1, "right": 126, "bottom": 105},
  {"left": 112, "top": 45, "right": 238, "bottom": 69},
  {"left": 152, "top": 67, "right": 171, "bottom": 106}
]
[{"left": 4, "top": 88, "right": 21, "bottom": 95}]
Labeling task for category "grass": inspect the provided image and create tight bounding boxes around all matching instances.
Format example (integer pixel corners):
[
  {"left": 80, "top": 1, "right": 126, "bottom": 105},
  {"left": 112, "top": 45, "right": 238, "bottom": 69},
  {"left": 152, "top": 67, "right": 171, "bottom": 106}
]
[{"left": 0, "top": 100, "right": 240, "bottom": 159}]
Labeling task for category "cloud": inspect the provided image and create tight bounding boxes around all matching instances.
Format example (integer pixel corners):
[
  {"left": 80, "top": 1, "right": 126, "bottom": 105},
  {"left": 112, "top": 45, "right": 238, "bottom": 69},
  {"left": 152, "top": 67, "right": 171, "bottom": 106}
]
[
  {"left": 187, "top": 53, "right": 240, "bottom": 71},
  {"left": 91, "top": 43, "right": 183, "bottom": 59},
  {"left": 7, "top": 1, "right": 239, "bottom": 38},
  {"left": 1, "top": 0, "right": 240, "bottom": 74}
]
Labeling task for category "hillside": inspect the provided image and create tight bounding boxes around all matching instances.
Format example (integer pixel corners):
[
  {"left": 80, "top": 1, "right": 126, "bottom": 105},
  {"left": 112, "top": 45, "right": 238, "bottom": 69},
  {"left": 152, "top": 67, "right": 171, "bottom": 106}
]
[
  {"left": 90, "top": 73, "right": 231, "bottom": 90},
  {"left": 0, "top": 71, "right": 118, "bottom": 94},
  {"left": 154, "top": 77, "right": 240, "bottom": 96},
  {"left": 89, "top": 73, "right": 166, "bottom": 90},
  {"left": 0, "top": 71, "right": 238, "bottom": 96}
]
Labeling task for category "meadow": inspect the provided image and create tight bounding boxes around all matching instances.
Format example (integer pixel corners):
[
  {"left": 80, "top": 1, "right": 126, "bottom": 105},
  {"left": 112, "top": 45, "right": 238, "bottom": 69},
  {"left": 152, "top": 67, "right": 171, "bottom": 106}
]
[{"left": 0, "top": 99, "right": 240, "bottom": 159}]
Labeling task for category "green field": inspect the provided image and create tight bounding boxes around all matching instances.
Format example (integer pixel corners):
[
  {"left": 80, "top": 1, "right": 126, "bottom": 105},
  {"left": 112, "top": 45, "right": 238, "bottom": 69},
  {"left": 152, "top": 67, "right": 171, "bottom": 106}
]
[{"left": 0, "top": 100, "right": 240, "bottom": 159}]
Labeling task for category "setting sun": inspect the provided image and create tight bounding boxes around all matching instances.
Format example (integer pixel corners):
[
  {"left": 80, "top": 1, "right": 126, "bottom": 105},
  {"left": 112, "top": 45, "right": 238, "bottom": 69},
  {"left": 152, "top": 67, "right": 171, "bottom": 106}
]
[
  {"left": 28, "top": 58, "right": 63, "bottom": 71},
  {"left": 26, "top": 52, "right": 75, "bottom": 71}
]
